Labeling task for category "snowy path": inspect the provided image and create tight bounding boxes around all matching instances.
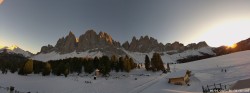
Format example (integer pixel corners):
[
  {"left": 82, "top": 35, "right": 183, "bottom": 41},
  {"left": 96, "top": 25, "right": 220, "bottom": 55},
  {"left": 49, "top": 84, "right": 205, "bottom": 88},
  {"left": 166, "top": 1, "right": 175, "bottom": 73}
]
[{"left": 129, "top": 74, "right": 167, "bottom": 93}]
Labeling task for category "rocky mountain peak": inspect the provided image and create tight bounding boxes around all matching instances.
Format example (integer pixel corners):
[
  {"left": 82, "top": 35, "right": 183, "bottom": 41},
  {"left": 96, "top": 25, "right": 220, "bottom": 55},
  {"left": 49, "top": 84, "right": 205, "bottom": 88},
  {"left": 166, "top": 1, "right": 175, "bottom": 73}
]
[
  {"left": 0, "top": 45, "right": 33, "bottom": 57},
  {"left": 171, "top": 41, "right": 184, "bottom": 50},
  {"left": 122, "top": 41, "right": 130, "bottom": 50},
  {"left": 40, "top": 44, "right": 54, "bottom": 54},
  {"left": 132, "top": 36, "right": 138, "bottom": 42},
  {"left": 69, "top": 31, "right": 74, "bottom": 36},
  {"left": 197, "top": 41, "right": 208, "bottom": 48},
  {"left": 59, "top": 31, "right": 77, "bottom": 53},
  {"left": 98, "top": 31, "right": 113, "bottom": 44},
  {"left": 39, "top": 30, "right": 211, "bottom": 54},
  {"left": 123, "top": 36, "right": 165, "bottom": 53},
  {"left": 76, "top": 30, "right": 120, "bottom": 52}
]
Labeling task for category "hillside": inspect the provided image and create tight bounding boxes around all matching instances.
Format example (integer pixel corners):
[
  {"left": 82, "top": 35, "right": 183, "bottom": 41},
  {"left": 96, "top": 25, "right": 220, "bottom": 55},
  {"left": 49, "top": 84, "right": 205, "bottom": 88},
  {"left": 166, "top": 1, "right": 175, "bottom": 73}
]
[
  {"left": 0, "top": 45, "right": 33, "bottom": 57},
  {"left": 2, "top": 50, "right": 250, "bottom": 93}
]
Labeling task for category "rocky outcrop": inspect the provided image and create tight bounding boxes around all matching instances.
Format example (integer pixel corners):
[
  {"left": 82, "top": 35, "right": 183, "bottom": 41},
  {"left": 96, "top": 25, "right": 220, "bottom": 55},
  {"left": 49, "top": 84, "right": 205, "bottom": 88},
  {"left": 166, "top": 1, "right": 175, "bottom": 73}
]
[
  {"left": 77, "top": 30, "right": 120, "bottom": 52},
  {"left": 171, "top": 41, "right": 185, "bottom": 50},
  {"left": 122, "top": 36, "right": 167, "bottom": 53},
  {"left": 39, "top": 30, "right": 122, "bottom": 54},
  {"left": 77, "top": 30, "right": 98, "bottom": 51},
  {"left": 185, "top": 41, "right": 208, "bottom": 50},
  {"left": 54, "top": 31, "right": 77, "bottom": 54},
  {"left": 122, "top": 41, "right": 130, "bottom": 50},
  {"left": 121, "top": 38, "right": 209, "bottom": 53},
  {"left": 38, "top": 30, "right": 210, "bottom": 55},
  {"left": 40, "top": 44, "right": 54, "bottom": 54},
  {"left": 62, "top": 31, "right": 77, "bottom": 53}
]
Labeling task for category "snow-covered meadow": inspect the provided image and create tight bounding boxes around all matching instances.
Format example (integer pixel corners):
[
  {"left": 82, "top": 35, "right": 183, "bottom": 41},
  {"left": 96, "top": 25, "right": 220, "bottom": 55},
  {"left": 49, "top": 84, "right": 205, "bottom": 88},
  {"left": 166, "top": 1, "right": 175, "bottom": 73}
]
[{"left": 1, "top": 50, "right": 250, "bottom": 93}]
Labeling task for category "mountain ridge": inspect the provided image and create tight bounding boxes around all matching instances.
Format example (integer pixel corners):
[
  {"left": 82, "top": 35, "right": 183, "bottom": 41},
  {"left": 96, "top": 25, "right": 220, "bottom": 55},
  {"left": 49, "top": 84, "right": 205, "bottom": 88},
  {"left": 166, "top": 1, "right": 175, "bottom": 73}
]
[
  {"left": 31, "top": 30, "right": 218, "bottom": 62},
  {"left": 0, "top": 45, "right": 33, "bottom": 57},
  {"left": 39, "top": 30, "right": 210, "bottom": 54}
]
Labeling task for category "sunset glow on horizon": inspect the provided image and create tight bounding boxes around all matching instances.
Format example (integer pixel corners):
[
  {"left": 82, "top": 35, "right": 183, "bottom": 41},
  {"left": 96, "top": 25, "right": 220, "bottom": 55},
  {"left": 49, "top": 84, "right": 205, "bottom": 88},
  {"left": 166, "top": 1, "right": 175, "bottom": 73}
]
[
  {"left": 1, "top": 0, "right": 250, "bottom": 53},
  {"left": 228, "top": 43, "right": 237, "bottom": 49},
  {"left": 0, "top": 0, "right": 4, "bottom": 5},
  {"left": 198, "top": 18, "right": 250, "bottom": 47}
]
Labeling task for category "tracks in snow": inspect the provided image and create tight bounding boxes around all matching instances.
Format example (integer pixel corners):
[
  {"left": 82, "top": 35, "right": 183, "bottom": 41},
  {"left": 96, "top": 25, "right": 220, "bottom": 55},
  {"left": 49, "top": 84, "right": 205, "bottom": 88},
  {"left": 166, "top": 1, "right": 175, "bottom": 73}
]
[{"left": 129, "top": 74, "right": 166, "bottom": 93}]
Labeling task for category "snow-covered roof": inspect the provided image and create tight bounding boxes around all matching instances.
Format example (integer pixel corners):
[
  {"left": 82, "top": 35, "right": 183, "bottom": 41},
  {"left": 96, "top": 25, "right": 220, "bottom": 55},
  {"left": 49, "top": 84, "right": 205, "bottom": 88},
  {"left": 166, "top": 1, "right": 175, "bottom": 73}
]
[{"left": 167, "top": 70, "right": 187, "bottom": 78}]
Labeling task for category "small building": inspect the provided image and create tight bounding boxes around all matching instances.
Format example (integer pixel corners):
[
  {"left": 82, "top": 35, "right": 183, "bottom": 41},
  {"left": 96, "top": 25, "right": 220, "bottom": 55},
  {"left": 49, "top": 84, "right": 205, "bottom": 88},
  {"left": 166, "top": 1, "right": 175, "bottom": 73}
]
[
  {"left": 167, "top": 70, "right": 191, "bottom": 85},
  {"left": 95, "top": 69, "right": 100, "bottom": 77}
]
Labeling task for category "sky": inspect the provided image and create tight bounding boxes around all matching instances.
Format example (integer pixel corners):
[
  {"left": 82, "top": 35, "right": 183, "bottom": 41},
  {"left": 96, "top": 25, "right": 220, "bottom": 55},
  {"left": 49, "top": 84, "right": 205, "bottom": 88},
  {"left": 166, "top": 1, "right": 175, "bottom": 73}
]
[{"left": 1, "top": 0, "right": 250, "bottom": 53}]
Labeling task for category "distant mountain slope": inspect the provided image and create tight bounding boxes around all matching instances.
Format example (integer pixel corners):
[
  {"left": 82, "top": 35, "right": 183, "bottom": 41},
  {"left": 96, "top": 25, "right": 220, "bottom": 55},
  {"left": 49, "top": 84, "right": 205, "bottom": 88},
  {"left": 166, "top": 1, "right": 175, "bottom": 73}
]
[
  {"left": 214, "top": 37, "right": 250, "bottom": 56},
  {"left": 124, "top": 47, "right": 215, "bottom": 64},
  {"left": 32, "top": 50, "right": 103, "bottom": 62},
  {"left": 0, "top": 45, "right": 33, "bottom": 57}
]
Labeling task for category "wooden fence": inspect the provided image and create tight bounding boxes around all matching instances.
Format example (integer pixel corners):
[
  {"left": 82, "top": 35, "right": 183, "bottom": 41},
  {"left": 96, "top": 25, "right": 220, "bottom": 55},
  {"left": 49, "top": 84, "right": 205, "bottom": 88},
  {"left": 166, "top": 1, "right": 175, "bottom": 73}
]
[{"left": 202, "top": 83, "right": 227, "bottom": 93}]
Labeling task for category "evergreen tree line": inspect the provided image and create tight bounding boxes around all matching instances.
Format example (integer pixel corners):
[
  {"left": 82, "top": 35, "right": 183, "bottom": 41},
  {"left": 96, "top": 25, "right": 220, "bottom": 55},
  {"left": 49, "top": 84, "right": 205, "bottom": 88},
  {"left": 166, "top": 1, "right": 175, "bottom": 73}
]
[
  {"left": 0, "top": 53, "right": 137, "bottom": 77},
  {"left": 144, "top": 53, "right": 165, "bottom": 72},
  {"left": 0, "top": 53, "right": 28, "bottom": 74},
  {"left": 176, "top": 52, "right": 215, "bottom": 63},
  {"left": 47, "top": 55, "right": 137, "bottom": 77}
]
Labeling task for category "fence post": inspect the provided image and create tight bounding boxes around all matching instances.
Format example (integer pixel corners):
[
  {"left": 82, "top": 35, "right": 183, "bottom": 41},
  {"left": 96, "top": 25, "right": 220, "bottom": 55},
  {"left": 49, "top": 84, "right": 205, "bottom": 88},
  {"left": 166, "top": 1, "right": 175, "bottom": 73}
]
[
  {"left": 207, "top": 85, "right": 209, "bottom": 91},
  {"left": 202, "top": 86, "right": 205, "bottom": 92},
  {"left": 214, "top": 83, "right": 216, "bottom": 88}
]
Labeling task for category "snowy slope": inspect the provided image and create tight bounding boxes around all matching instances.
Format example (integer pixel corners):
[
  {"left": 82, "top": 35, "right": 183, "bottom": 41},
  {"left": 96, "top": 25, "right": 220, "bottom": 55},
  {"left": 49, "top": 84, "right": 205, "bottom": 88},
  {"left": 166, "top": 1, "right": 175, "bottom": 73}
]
[
  {"left": 123, "top": 49, "right": 174, "bottom": 63},
  {"left": 32, "top": 51, "right": 103, "bottom": 62},
  {"left": 124, "top": 47, "right": 215, "bottom": 63},
  {"left": 130, "top": 50, "right": 250, "bottom": 93},
  {"left": 0, "top": 45, "right": 33, "bottom": 57},
  {"left": 32, "top": 47, "right": 215, "bottom": 62},
  {"left": 170, "top": 47, "right": 216, "bottom": 61},
  {"left": 175, "top": 50, "right": 250, "bottom": 85},
  {"left": 1, "top": 50, "right": 250, "bottom": 93}
]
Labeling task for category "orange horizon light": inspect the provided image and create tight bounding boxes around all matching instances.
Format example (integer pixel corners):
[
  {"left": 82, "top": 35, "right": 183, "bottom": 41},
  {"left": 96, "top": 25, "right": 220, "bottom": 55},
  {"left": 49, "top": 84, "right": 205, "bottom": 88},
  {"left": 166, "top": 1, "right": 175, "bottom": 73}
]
[{"left": 228, "top": 43, "right": 237, "bottom": 49}]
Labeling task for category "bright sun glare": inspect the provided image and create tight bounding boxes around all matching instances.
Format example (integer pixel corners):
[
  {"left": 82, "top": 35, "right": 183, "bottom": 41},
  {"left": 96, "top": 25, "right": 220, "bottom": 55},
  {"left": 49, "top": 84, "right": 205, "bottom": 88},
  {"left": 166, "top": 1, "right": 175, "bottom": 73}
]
[
  {"left": 228, "top": 43, "right": 237, "bottom": 49},
  {"left": 199, "top": 18, "right": 250, "bottom": 47}
]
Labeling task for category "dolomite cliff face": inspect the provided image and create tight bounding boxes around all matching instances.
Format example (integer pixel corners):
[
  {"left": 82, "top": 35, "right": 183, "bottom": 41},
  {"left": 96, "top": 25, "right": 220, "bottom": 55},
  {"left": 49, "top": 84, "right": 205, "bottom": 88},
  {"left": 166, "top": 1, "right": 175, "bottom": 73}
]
[{"left": 39, "top": 30, "right": 210, "bottom": 55}]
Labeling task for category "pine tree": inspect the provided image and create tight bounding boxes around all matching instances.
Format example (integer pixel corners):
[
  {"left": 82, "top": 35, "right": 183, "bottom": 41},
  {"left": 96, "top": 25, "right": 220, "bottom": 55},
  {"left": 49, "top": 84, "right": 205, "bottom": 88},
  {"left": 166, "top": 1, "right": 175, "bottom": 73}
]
[
  {"left": 83, "top": 58, "right": 95, "bottom": 74},
  {"left": 99, "top": 56, "right": 111, "bottom": 76},
  {"left": 123, "top": 55, "right": 131, "bottom": 72},
  {"left": 64, "top": 68, "right": 69, "bottom": 77},
  {"left": 111, "top": 55, "right": 119, "bottom": 72},
  {"left": 144, "top": 55, "right": 150, "bottom": 71},
  {"left": 42, "top": 62, "right": 51, "bottom": 76},
  {"left": 151, "top": 53, "right": 165, "bottom": 71},
  {"left": 64, "top": 62, "right": 70, "bottom": 77},
  {"left": 23, "top": 59, "right": 33, "bottom": 75},
  {"left": 93, "top": 57, "right": 100, "bottom": 69},
  {"left": 111, "top": 55, "right": 118, "bottom": 71},
  {"left": 119, "top": 57, "right": 124, "bottom": 72}
]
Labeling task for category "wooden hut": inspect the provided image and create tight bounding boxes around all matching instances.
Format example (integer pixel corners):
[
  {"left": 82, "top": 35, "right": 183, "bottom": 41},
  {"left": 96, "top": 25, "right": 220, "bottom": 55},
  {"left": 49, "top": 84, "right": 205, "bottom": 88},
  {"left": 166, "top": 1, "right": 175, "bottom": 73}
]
[
  {"left": 168, "top": 70, "right": 191, "bottom": 85},
  {"left": 95, "top": 69, "right": 100, "bottom": 77}
]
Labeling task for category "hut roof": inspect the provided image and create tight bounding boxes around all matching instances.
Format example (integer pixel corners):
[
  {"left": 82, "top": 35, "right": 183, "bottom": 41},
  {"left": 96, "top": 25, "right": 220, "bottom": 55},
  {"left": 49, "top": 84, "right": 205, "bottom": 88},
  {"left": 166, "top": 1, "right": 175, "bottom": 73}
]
[
  {"left": 167, "top": 70, "right": 187, "bottom": 78},
  {"left": 95, "top": 69, "right": 100, "bottom": 71}
]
